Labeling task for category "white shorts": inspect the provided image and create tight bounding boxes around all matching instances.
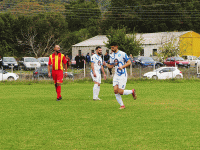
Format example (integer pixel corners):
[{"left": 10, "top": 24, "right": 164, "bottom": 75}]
[
  {"left": 113, "top": 75, "right": 127, "bottom": 89},
  {"left": 91, "top": 72, "right": 101, "bottom": 83}
]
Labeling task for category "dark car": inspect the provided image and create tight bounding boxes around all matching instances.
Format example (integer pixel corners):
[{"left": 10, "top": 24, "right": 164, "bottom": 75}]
[
  {"left": 2, "top": 57, "right": 18, "bottom": 70},
  {"left": 33, "top": 67, "right": 74, "bottom": 80},
  {"left": 135, "top": 56, "right": 163, "bottom": 68},
  {"left": 164, "top": 57, "right": 190, "bottom": 68},
  {"left": 33, "top": 67, "right": 51, "bottom": 79}
]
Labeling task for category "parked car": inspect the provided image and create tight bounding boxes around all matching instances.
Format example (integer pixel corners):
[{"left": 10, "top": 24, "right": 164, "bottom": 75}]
[
  {"left": 2, "top": 57, "right": 18, "bottom": 70},
  {"left": 37, "top": 57, "right": 49, "bottom": 66},
  {"left": 181, "top": 55, "right": 200, "bottom": 67},
  {"left": 164, "top": 57, "right": 190, "bottom": 68},
  {"left": 135, "top": 56, "right": 163, "bottom": 68},
  {"left": 0, "top": 69, "right": 19, "bottom": 81},
  {"left": 33, "top": 67, "right": 51, "bottom": 79},
  {"left": 19, "top": 57, "right": 41, "bottom": 70},
  {"left": 33, "top": 67, "right": 74, "bottom": 80},
  {"left": 143, "top": 67, "right": 183, "bottom": 79}
]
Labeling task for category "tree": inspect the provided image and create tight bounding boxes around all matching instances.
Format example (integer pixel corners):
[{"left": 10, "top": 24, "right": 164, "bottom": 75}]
[
  {"left": 0, "top": 13, "right": 16, "bottom": 57},
  {"left": 105, "top": 26, "right": 143, "bottom": 56},
  {"left": 17, "top": 13, "right": 68, "bottom": 58},
  {"left": 157, "top": 33, "right": 180, "bottom": 61}
]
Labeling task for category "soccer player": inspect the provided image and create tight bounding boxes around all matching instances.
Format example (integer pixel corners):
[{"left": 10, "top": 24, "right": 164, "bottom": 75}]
[
  {"left": 103, "top": 42, "right": 137, "bottom": 109},
  {"left": 91, "top": 46, "right": 106, "bottom": 100},
  {"left": 48, "top": 45, "right": 68, "bottom": 101}
]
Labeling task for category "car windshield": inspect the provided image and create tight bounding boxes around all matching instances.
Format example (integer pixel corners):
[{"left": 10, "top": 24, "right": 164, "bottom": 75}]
[
  {"left": 175, "top": 57, "right": 184, "bottom": 61},
  {"left": 154, "top": 68, "right": 163, "bottom": 72},
  {"left": 154, "top": 67, "right": 176, "bottom": 72},
  {"left": 140, "top": 57, "right": 154, "bottom": 61},
  {"left": 3, "top": 57, "right": 16, "bottom": 62},
  {"left": 38, "top": 57, "right": 49, "bottom": 62},
  {"left": 25, "top": 58, "right": 37, "bottom": 62}
]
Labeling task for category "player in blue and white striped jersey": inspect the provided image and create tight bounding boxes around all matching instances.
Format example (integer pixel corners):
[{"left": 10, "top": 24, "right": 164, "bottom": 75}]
[
  {"left": 103, "top": 42, "right": 137, "bottom": 109},
  {"left": 91, "top": 46, "right": 106, "bottom": 100}
]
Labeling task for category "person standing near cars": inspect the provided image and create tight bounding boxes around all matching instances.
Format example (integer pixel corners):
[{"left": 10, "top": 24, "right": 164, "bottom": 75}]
[
  {"left": 65, "top": 54, "right": 70, "bottom": 68},
  {"left": 86, "top": 53, "right": 91, "bottom": 66},
  {"left": 48, "top": 45, "right": 68, "bottom": 101},
  {"left": 104, "top": 52, "right": 112, "bottom": 76},
  {"left": 80, "top": 54, "right": 85, "bottom": 69},
  {"left": 75, "top": 54, "right": 80, "bottom": 69}
]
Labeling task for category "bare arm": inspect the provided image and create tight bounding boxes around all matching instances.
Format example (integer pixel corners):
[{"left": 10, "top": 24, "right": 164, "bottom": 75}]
[
  {"left": 118, "top": 59, "right": 131, "bottom": 70},
  {"left": 48, "top": 65, "right": 51, "bottom": 77},
  {"left": 103, "top": 61, "right": 114, "bottom": 68},
  {"left": 101, "top": 65, "right": 106, "bottom": 80}
]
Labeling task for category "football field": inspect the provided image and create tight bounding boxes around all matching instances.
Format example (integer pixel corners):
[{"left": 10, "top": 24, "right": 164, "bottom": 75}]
[{"left": 0, "top": 81, "right": 200, "bottom": 149}]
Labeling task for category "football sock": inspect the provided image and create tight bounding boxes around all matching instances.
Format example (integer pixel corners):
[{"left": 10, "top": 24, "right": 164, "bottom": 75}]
[
  {"left": 57, "top": 86, "right": 61, "bottom": 98},
  {"left": 93, "top": 84, "right": 98, "bottom": 99},
  {"left": 97, "top": 86, "right": 100, "bottom": 98},
  {"left": 123, "top": 90, "right": 133, "bottom": 95},
  {"left": 115, "top": 94, "right": 124, "bottom": 106}
]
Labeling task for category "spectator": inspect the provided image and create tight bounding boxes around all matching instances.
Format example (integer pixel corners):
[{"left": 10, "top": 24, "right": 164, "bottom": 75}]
[
  {"left": 104, "top": 52, "right": 110, "bottom": 63},
  {"left": 75, "top": 54, "right": 80, "bottom": 69},
  {"left": 129, "top": 54, "right": 134, "bottom": 67},
  {"left": 104, "top": 52, "right": 112, "bottom": 75},
  {"left": 101, "top": 54, "right": 104, "bottom": 61},
  {"left": 85, "top": 53, "right": 90, "bottom": 65},
  {"left": 65, "top": 54, "right": 70, "bottom": 68},
  {"left": 80, "top": 54, "right": 85, "bottom": 69}
]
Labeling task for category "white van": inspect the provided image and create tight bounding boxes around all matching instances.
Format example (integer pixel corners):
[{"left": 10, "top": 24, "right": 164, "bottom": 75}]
[
  {"left": 37, "top": 57, "right": 49, "bottom": 66},
  {"left": 19, "top": 57, "right": 41, "bottom": 70}
]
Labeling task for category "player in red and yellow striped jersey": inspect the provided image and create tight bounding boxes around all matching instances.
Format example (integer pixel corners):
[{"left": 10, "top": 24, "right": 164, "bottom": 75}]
[{"left": 48, "top": 45, "right": 68, "bottom": 101}]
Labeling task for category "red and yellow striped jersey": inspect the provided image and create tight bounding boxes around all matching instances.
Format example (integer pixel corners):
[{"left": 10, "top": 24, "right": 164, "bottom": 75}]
[{"left": 48, "top": 53, "right": 67, "bottom": 70}]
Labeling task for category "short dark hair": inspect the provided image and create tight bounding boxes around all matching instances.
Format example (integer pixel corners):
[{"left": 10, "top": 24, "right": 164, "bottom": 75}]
[
  {"left": 95, "top": 46, "right": 101, "bottom": 50},
  {"left": 110, "top": 42, "right": 118, "bottom": 46}
]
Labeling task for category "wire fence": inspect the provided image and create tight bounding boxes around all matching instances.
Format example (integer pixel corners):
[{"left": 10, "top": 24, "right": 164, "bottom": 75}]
[{"left": 1, "top": 63, "right": 200, "bottom": 82}]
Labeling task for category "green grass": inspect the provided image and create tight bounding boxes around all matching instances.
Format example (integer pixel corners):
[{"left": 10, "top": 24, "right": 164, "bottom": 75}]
[{"left": 0, "top": 81, "right": 200, "bottom": 149}]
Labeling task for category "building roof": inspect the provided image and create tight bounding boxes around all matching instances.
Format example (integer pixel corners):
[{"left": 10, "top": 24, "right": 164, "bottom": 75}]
[
  {"left": 72, "top": 31, "right": 192, "bottom": 47},
  {"left": 136, "top": 31, "right": 190, "bottom": 45},
  {"left": 72, "top": 35, "right": 108, "bottom": 47}
]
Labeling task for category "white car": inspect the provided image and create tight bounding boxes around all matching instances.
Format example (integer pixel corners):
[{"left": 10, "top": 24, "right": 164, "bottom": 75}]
[
  {"left": 19, "top": 57, "right": 41, "bottom": 70},
  {"left": 0, "top": 70, "right": 19, "bottom": 81},
  {"left": 37, "top": 57, "right": 49, "bottom": 66},
  {"left": 182, "top": 55, "right": 200, "bottom": 67},
  {"left": 143, "top": 67, "right": 183, "bottom": 79}
]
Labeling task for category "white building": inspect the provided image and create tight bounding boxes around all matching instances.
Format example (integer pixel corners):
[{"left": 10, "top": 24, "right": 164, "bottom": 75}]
[{"left": 71, "top": 31, "right": 190, "bottom": 59}]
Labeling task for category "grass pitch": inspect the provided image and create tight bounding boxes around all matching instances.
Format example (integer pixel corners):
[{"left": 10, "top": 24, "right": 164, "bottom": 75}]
[{"left": 0, "top": 81, "right": 200, "bottom": 149}]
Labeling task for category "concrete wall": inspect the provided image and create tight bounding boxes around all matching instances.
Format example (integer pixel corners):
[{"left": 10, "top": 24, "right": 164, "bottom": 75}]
[{"left": 142, "top": 44, "right": 162, "bottom": 57}]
